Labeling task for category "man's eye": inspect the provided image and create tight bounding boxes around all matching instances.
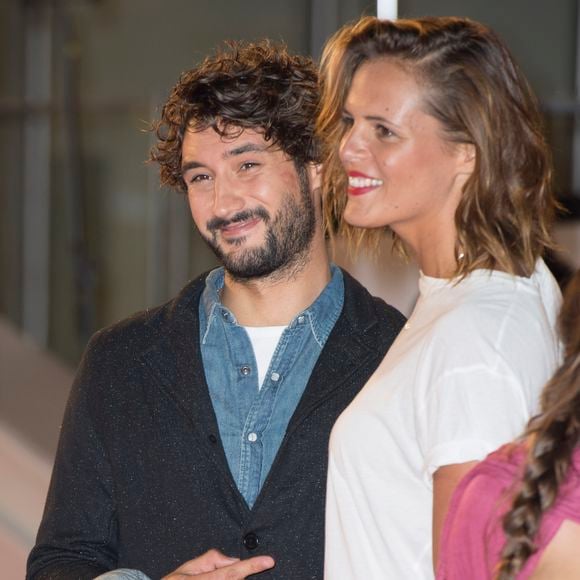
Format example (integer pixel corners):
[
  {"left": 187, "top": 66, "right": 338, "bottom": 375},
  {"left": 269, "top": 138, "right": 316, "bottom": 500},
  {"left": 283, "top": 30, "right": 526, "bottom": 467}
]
[
  {"left": 189, "top": 174, "right": 211, "bottom": 184},
  {"left": 240, "top": 162, "right": 259, "bottom": 171}
]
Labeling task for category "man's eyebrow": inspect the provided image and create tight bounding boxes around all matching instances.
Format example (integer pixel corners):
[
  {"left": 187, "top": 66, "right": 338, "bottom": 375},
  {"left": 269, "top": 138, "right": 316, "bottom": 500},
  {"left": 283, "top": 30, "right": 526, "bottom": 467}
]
[
  {"left": 181, "top": 143, "right": 269, "bottom": 174},
  {"left": 223, "top": 143, "right": 268, "bottom": 158},
  {"left": 181, "top": 160, "right": 203, "bottom": 174}
]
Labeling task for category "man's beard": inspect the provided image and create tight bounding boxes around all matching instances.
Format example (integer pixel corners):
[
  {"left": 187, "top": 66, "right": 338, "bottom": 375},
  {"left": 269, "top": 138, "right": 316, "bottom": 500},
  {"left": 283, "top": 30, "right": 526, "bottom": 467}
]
[{"left": 200, "top": 168, "right": 316, "bottom": 281}]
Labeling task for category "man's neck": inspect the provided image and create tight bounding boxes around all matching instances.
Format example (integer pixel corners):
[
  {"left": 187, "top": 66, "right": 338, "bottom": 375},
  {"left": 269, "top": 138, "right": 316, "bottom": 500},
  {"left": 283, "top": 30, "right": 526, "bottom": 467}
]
[{"left": 220, "top": 250, "right": 332, "bottom": 327}]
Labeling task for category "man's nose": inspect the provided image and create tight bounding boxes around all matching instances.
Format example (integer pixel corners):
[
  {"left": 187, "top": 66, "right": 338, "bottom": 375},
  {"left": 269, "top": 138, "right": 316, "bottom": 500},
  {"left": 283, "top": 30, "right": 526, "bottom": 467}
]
[{"left": 212, "top": 178, "right": 245, "bottom": 218}]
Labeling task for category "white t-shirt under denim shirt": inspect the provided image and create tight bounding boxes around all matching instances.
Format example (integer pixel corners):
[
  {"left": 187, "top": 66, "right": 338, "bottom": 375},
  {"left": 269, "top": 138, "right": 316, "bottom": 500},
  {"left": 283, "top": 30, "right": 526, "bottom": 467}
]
[{"left": 324, "top": 260, "right": 562, "bottom": 580}]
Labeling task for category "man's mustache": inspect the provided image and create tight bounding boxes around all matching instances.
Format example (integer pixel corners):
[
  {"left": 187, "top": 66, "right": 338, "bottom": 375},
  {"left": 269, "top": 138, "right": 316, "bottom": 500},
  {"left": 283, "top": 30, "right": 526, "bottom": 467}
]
[{"left": 206, "top": 208, "right": 270, "bottom": 232}]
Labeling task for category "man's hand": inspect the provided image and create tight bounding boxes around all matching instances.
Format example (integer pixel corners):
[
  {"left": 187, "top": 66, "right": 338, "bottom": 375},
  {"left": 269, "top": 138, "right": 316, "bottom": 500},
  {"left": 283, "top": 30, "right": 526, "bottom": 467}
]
[{"left": 162, "top": 549, "right": 275, "bottom": 579}]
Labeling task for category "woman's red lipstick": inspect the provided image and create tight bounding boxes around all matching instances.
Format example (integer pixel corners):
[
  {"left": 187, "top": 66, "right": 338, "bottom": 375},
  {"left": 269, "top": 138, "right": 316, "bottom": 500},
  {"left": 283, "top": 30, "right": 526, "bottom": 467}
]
[{"left": 347, "top": 171, "right": 384, "bottom": 196}]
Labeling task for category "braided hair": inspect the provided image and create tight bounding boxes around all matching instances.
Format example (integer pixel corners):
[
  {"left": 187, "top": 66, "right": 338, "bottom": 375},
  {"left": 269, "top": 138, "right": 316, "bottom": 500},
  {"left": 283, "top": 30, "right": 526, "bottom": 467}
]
[{"left": 496, "top": 270, "right": 580, "bottom": 578}]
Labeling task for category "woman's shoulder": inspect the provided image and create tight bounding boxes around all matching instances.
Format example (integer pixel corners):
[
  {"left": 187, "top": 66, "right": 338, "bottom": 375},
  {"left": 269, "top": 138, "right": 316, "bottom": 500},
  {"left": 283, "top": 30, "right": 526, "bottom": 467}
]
[
  {"left": 556, "top": 447, "right": 580, "bottom": 514},
  {"left": 446, "top": 444, "right": 525, "bottom": 529},
  {"left": 461, "top": 442, "right": 526, "bottom": 485},
  {"left": 437, "top": 443, "right": 526, "bottom": 578},
  {"left": 416, "top": 289, "right": 532, "bottom": 373},
  {"left": 465, "top": 444, "right": 580, "bottom": 518},
  {"left": 421, "top": 268, "right": 559, "bottom": 359}
]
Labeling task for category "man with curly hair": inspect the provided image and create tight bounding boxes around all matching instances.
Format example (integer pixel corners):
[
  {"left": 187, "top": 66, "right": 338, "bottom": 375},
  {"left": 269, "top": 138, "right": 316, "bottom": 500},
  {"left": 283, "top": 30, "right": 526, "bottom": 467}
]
[{"left": 27, "top": 41, "right": 405, "bottom": 580}]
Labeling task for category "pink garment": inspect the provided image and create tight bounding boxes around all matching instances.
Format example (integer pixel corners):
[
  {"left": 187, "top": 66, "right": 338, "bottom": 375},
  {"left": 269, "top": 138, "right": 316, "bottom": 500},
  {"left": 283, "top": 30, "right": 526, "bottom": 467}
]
[{"left": 437, "top": 443, "right": 580, "bottom": 579}]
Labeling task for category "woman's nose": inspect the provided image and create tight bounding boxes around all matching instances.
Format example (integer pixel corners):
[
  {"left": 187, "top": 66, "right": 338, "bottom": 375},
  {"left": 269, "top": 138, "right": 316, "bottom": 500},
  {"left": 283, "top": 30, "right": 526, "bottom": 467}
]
[{"left": 339, "top": 127, "right": 367, "bottom": 164}]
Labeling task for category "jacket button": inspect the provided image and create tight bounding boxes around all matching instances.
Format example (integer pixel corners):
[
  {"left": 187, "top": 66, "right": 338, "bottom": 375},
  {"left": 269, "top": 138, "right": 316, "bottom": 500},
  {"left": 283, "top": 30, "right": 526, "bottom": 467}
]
[
  {"left": 243, "top": 532, "right": 259, "bottom": 550},
  {"left": 208, "top": 434, "right": 217, "bottom": 443}
]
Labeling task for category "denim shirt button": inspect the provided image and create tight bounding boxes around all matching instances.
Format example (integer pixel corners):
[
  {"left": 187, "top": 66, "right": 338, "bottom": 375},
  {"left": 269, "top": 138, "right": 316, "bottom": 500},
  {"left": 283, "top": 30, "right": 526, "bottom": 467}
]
[
  {"left": 270, "top": 372, "right": 280, "bottom": 382},
  {"left": 297, "top": 315, "right": 305, "bottom": 324},
  {"left": 240, "top": 365, "right": 251, "bottom": 376},
  {"left": 247, "top": 432, "right": 258, "bottom": 443}
]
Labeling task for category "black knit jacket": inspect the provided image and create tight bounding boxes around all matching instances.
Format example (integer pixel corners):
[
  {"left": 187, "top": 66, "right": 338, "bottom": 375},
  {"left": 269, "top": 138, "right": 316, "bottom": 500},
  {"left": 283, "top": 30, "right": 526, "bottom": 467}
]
[{"left": 27, "top": 269, "right": 405, "bottom": 580}]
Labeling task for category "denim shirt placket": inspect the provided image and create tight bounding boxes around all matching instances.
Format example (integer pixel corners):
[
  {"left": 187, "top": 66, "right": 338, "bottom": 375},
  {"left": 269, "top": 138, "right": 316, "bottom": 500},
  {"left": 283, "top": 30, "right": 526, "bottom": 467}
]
[
  {"left": 237, "top": 314, "right": 312, "bottom": 507},
  {"left": 200, "top": 267, "right": 344, "bottom": 508}
]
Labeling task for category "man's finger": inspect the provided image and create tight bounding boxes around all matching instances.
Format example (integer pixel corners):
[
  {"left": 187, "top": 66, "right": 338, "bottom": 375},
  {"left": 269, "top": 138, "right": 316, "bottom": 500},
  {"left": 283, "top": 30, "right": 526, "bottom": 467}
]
[
  {"left": 191, "top": 549, "right": 239, "bottom": 572},
  {"left": 221, "top": 555, "right": 275, "bottom": 579},
  {"left": 169, "top": 549, "right": 239, "bottom": 575}
]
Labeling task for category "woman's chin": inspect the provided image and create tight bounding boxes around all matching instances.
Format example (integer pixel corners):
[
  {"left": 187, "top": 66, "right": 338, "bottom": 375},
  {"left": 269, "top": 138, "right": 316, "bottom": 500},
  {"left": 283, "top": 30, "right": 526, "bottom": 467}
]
[{"left": 344, "top": 204, "right": 384, "bottom": 230}]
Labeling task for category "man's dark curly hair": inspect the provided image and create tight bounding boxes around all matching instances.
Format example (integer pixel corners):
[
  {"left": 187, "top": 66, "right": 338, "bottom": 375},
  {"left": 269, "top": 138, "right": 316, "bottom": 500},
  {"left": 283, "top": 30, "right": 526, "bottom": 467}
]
[{"left": 150, "top": 40, "right": 321, "bottom": 192}]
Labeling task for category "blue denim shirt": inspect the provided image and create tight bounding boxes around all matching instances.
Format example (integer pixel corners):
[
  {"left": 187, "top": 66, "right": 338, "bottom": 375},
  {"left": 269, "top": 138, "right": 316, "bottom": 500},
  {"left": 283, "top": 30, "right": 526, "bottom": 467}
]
[{"left": 199, "top": 265, "right": 344, "bottom": 508}]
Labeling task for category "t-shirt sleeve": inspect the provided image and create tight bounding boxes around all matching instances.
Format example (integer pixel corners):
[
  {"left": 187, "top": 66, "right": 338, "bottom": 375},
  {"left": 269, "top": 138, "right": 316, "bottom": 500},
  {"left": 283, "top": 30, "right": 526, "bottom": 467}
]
[{"left": 420, "top": 365, "right": 531, "bottom": 481}]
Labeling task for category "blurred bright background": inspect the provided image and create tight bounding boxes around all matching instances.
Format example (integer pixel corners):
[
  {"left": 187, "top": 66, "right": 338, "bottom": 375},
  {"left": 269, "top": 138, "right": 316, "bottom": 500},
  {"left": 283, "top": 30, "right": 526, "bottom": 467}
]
[{"left": 1, "top": 1, "right": 579, "bottom": 577}]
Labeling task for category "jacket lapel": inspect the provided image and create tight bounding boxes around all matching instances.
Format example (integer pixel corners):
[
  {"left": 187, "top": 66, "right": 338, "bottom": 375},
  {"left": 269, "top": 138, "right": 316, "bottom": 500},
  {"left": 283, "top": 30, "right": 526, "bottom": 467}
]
[
  {"left": 285, "top": 270, "right": 391, "bottom": 436},
  {"left": 137, "top": 275, "right": 248, "bottom": 511}
]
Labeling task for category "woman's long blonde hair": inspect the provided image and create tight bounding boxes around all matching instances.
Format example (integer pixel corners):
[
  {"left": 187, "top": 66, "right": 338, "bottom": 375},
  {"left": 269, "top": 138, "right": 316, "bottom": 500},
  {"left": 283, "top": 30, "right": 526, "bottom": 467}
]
[{"left": 317, "top": 16, "right": 557, "bottom": 276}]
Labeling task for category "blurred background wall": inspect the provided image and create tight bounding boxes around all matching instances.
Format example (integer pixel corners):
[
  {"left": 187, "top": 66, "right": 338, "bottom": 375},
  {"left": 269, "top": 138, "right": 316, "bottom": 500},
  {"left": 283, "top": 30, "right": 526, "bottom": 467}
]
[{"left": 1, "top": 0, "right": 579, "bottom": 577}]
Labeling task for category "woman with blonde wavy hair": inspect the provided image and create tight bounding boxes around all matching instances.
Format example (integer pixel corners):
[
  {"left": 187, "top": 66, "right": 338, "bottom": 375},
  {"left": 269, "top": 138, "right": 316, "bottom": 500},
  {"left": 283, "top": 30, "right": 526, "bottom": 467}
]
[
  {"left": 439, "top": 271, "right": 580, "bottom": 579},
  {"left": 317, "top": 16, "right": 563, "bottom": 579}
]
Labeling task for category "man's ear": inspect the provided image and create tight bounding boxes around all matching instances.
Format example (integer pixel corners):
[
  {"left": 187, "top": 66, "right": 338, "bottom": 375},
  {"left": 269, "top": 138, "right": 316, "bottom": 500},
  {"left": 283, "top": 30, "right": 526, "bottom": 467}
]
[{"left": 308, "top": 162, "right": 323, "bottom": 191}]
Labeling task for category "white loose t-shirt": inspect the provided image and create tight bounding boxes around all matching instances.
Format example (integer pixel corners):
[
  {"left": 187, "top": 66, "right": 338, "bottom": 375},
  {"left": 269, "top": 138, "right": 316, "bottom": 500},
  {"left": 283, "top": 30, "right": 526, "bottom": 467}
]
[{"left": 324, "top": 260, "right": 562, "bottom": 580}]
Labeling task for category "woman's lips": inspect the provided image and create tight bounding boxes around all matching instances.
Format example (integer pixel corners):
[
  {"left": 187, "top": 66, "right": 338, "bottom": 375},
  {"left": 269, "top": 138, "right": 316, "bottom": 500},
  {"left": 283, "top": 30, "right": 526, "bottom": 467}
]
[{"left": 347, "top": 172, "right": 384, "bottom": 196}]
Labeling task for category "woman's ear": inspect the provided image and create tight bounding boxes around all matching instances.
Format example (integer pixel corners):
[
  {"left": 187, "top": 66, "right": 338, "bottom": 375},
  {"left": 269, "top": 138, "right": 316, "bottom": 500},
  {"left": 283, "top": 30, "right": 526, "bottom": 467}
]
[{"left": 459, "top": 143, "right": 476, "bottom": 175}]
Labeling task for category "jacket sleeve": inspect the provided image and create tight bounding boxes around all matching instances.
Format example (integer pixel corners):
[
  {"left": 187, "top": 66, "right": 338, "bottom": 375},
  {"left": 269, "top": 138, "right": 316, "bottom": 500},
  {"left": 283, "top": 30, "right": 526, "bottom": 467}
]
[{"left": 27, "top": 330, "right": 119, "bottom": 579}]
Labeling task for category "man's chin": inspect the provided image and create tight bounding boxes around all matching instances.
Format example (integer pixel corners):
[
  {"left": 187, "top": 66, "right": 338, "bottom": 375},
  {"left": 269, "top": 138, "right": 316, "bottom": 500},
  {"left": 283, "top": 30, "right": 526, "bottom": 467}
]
[
  {"left": 215, "top": 244, "right": 259, "bottom": 265},
  {"left": 222, "top": 258, "right": 276, "bottom": 281},
  {"left": 207, "top": 245, "right": 269, "bottom": 279}
]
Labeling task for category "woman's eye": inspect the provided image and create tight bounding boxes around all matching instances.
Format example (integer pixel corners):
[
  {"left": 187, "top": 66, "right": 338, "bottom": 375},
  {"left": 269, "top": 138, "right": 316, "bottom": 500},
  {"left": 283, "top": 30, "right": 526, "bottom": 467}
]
[
  {"left": 376, "top": 124, "right": 394, "bottom": 138},
  {"left": 340, "top": 115, "right": 354, "bottom": 128}
]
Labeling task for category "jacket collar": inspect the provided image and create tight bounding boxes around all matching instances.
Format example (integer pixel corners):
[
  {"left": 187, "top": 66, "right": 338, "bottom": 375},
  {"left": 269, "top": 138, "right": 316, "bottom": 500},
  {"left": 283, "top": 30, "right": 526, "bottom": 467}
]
[
  {"left": 138, "top": 268, "right": 394, "bottom": 426},
  {"left": 199, "top": 265, "right": 344, "bottom": 348},
  {"left": 136, "top": 268, "right": 402, "bottom": 510}
]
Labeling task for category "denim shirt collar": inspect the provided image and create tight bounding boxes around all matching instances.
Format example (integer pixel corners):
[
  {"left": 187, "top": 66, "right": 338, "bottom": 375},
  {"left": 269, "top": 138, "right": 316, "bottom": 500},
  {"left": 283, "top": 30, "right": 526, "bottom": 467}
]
[{"left": 200, "top": 264, "right": 344, "bottom": 344}]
